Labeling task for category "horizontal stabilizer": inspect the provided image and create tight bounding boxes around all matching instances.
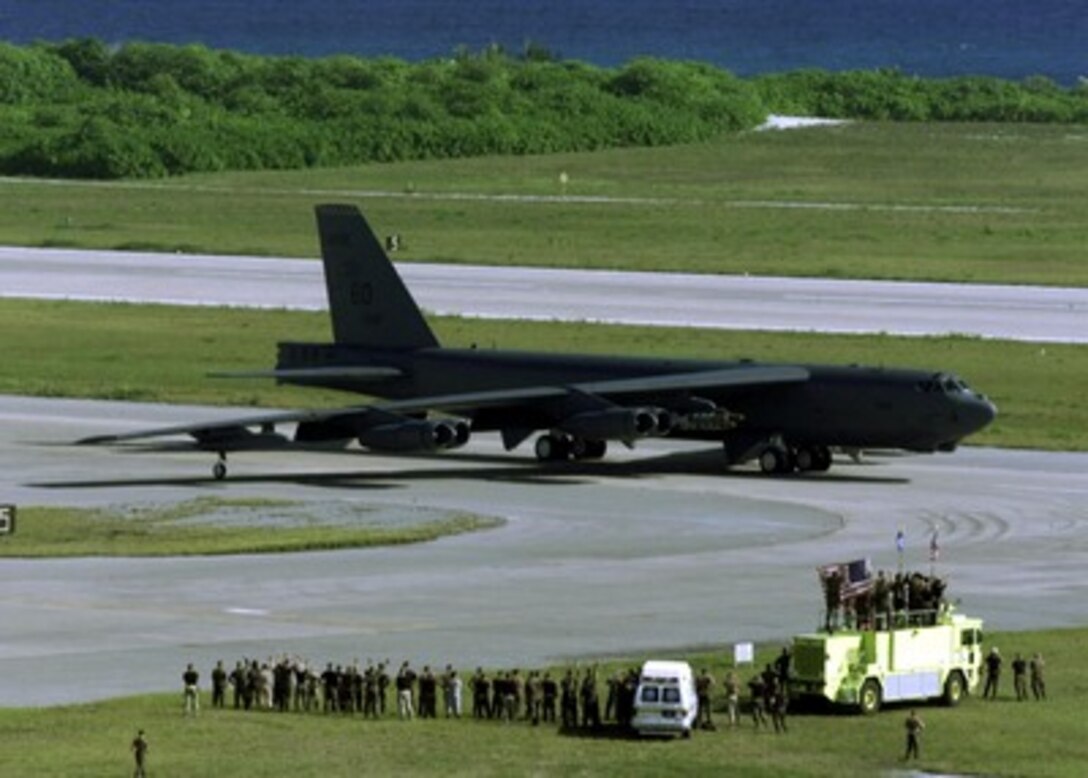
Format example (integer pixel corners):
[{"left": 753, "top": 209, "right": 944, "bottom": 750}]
[{"left": 209, "top": 366, "right": 402, "bottom": 381}]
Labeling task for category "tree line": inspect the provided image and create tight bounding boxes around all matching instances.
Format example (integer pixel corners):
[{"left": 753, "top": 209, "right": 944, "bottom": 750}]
[{"left": 0, "top": 39, "right": 1084, "bottom": 179}]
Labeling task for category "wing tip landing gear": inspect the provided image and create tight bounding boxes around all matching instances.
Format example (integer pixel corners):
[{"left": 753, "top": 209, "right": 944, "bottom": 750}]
[{"left": 212, "top": 451, "right": 227, "bottom": 480}]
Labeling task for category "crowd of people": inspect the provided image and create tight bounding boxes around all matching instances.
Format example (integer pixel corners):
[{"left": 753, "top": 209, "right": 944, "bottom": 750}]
[
  {"left": 823, "top": 568, "right": 950, "bottom": 632},
  {"left": 177, "top": 654, "right": 805, "bottom": 736},
  {"left": 179, "top": 637, "right": 1048, "bottom": 731},
  {"left": 982, "top": 647, "right": 1047, "bottom": 702}
]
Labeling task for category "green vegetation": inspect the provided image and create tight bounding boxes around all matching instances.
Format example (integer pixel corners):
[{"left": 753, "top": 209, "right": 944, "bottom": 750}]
[
  {"left": 756, "top": 68, "right": 1088, "bottom": 122},
  {"left": 3, "top": 121, "right": 1086, "bottom": 284},
  {"left": 0, "top": 498, "right": 501, "bottom": 557},
  {"left": 1, "top": 40, "right": 1086, "bottom": 181},
  {"left": 1, "top": 298, "right": 1084, "bottom": 451},
  {"left": 0, "top": 40, "right": 764, "bottom": 178},
  {"left": 1, "top": 627, "right": 1083, "bottom": 776}
]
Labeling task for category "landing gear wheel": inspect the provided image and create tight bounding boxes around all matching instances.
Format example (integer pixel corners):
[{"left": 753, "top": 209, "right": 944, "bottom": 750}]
[
  {"left": 794, "top": 445, "right": 833, "bottom": 473},
  {"left": 585, "top": 439, "right": 607, "bottom": 459},
  {"left": 213, "top": 452, "right": 227, "bottom": 481},
  {"left": 571, "top": 439, "right": 607, "bottom": 460},
  {"left": 943, "top": 672, "right": 965, "bottom": 707},
  {"left": 534, "top": 433, "right": 571, "bottom": 462},
  {"left": 858, "top": 679, "right": 882, "bottom": 715},
  {"left": 759, "top": 446, "right": 792, "bottom": 475}
]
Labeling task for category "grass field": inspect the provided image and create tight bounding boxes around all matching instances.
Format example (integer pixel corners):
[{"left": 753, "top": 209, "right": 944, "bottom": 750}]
[
  {"left": 1, "top": 627, "right": 1083, "bottom": 777},
  {"left": 0, "top": 498, "right": 501, "bottom": 558},
  {"left": 2, "top": 298, "right": 1084, "bottom": 451},
  {"left": 2, "top": 122, "right": 1087, "bottom": 285},
  {"left": 2, "top": 120, "right": 1084, "bottom": 778}
]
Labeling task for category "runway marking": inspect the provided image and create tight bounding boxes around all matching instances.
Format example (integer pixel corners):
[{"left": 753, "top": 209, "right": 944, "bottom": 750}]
[
  {"left": 225, "top": 607, "right": 269, "bottom": 616},
  {"left": 0, "top": 176, "right": 1036, "bottom": 214}
]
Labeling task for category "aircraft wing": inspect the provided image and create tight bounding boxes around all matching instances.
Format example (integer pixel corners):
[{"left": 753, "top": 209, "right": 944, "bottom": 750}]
[
  {"left": 76, "top": 365, "right": 808, "bottom": 448},
  {"left": 379, "top": 364, "right": 810, "bottom": 414},
  {"left": 76, "top": 407, "right": 368, "bottom": 446}
]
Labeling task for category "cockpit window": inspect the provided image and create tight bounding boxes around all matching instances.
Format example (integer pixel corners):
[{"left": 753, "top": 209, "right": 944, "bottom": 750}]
[{"left": 919, "top": 374, "right": 971, "bottom": 394}]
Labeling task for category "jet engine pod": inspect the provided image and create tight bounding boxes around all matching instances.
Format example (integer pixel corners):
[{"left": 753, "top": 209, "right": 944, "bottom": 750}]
[
  {"left": 442, "top": 419, "right": 472, "bottom": 449},
  {"left": 357, "top": 417, "right": 471, "bottom": 452},
  {"left": 559, "top": 407, "right": 668, "bottom": 441},
  {"left": 651, "top": 408, "right": 676, "bottom": 435}
]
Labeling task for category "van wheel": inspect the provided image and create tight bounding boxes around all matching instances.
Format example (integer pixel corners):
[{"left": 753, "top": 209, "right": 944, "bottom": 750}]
[
  {"left": 943, "top": 671, "right": 965, "bottom": 707},
  {"left": 858, "top": 679, "right": 882, "bottom": 715},
  {"left": 682, "top": 728, "right": 692, "bottom": 739}
]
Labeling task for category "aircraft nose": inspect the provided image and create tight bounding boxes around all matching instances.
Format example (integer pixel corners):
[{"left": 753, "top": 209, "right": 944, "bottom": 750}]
[{"left": 963, "top": 394, "right": 997, "bottom": 435}]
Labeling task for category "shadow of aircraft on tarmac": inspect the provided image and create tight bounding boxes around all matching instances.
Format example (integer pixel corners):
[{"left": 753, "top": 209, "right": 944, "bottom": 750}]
[{"left": 33, "top": 445, "right": 910, "bottom": 490}]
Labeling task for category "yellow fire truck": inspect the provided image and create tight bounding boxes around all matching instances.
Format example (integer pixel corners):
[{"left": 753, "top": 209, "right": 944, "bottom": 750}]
[{"left": 788, "top": 607, "right": 984, "bottom": 714}]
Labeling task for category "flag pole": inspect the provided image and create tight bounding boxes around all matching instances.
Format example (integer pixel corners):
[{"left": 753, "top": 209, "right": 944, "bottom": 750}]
[{"left": 929, "top": 529, "right": 940, "bottom": 577}]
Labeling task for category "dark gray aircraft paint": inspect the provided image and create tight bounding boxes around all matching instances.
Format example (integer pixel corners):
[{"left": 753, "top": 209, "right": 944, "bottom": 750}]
[{"left": 80, "top": 205, "right": 996, "bottom": 478}]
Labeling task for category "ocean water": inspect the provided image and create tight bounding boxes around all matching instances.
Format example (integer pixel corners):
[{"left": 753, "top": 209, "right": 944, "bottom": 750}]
[{"left": 3, "top": 0, "right": 1086, "bottom": 84}]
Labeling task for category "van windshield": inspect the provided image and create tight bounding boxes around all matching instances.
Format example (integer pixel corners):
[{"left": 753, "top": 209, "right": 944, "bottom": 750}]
[
  {"left": 640, "top": 686, "right": 660, "bottom": 703},
  {"left": 662, "top": 688, "right": 681, "bottom": 703}
]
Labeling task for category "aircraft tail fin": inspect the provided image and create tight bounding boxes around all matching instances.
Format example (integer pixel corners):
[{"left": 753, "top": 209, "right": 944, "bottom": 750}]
[{"left": 315, "top": 204, "right": 439, "bottom": 350}]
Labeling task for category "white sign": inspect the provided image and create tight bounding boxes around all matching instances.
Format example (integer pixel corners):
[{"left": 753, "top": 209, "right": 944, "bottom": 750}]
[{"left": 733, "top": 641, "right": 754, "bottom": 665}]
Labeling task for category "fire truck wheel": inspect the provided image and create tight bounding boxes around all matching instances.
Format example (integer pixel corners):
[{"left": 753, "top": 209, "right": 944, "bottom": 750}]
[
  {"left": 943, "top": 671, "right": 965, "bottom": 706},
  {"left": 859, "top": 679, "right": 882, "bottom": 715}
]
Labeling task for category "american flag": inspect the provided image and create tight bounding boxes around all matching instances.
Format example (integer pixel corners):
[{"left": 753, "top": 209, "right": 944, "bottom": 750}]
[
  {"left": 929, "top": 530, "right": 940, "bottom": 562},
  {"left": 817, "top": 558, "right": 874, "bottom": 603}
]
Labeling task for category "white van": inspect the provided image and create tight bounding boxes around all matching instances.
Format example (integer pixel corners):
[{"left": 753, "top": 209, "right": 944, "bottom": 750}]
[{"left": 632, "top": 660, "right": 698, "bottom": 737}]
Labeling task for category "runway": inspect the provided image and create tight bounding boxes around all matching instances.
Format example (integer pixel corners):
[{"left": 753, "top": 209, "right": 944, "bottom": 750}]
[
  {"left": 2, "top": 395, "right": 1086, "bottom": 706},
  {"left": 2, "top": 246, "right": 1086, "bottom": 342}
]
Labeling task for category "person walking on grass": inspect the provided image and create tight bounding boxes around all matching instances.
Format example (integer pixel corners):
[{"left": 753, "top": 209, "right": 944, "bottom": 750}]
[
  {"left": 904, "top": 710, "right": 925, "bottom": 761},
  {"left": 182, "top": 663, "right": 200, "bottom": 716},
  {"left": 131, "top": 729, "right": 149, "bottom": 778},
  {"left": 1030, "top": 652, "right": 1047, "bottom": 700}
]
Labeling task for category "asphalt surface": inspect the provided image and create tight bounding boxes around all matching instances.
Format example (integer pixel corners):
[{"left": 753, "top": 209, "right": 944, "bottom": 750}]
[
  {"left": 2, "top": 246, "right": 1086, "bottom": 342},
  {"left": 2, "top": 395, "right": 1086, "bottom": 706}
]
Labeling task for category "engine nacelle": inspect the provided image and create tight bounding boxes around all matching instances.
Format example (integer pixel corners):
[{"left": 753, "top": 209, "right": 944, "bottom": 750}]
[
  {"left": 357, "top": 418, "right": 471, "bottom": 452},
  {"left": 295, "top": 418, "right": 357, "bottom": 444},
  {"left": 558, "top": 407, "right": 670, "bottom": 441}
]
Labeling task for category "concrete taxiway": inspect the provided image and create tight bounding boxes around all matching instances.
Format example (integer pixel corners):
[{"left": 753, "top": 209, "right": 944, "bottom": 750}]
[
  {"left": 2, "top": 246, "right": 1085, "bottom": 342},
  {"left": 2, "top": 395, "right": 1086, "bottom": 706}
]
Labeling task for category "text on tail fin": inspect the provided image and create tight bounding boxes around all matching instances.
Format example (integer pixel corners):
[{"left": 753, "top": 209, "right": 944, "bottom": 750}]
[{"left": 315, "top": 204, "right": 438, "bottom": 350}]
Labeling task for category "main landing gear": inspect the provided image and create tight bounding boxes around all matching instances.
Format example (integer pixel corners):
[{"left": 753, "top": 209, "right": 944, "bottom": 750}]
[
  {"left": 758, "top": 444, "right": 832, "bottom": 475},
  {"left": 534, "top": 433, "right": 608, "bottom": 462}
]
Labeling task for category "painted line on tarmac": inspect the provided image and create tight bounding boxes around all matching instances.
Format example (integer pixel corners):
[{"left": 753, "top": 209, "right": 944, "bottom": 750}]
[
  {"left": 224, "top": 607, "right": 270, "bottom": 617},
  {"left": 0, "top": 176, "right": 1036, "bottom": 215}
]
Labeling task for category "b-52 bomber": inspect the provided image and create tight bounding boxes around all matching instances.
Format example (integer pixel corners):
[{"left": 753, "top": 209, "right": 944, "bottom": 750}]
[{"left": 80, "top": 204, "right": 996, "bottom": 479}]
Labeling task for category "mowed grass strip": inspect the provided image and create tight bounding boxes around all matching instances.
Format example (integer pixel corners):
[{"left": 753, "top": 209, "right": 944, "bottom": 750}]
[
  {"left": 2, "top": 122, "right": 1086, "bottom": 284},
  {"left": 1, "top": 298, "right": 1083, "bottom": 451},
  {"left": 0, "top": 498, "right": 501, "bottom": 558},
  {"left": 0, "top": 627, "right": 1083, "bottom": 777}
]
